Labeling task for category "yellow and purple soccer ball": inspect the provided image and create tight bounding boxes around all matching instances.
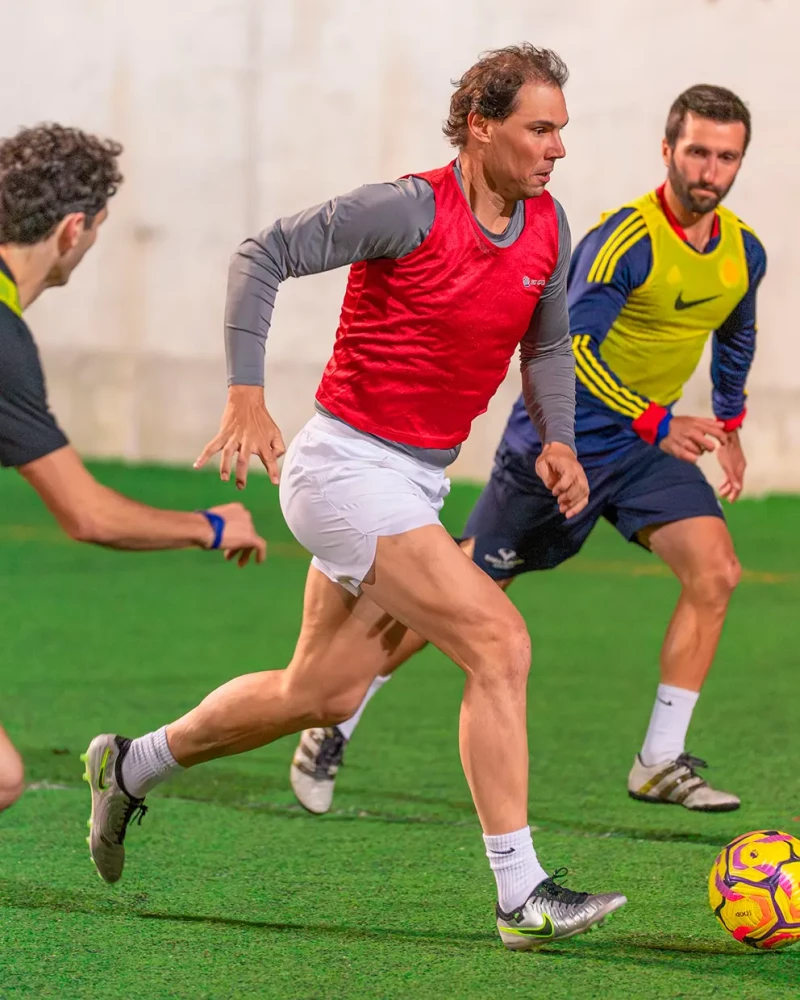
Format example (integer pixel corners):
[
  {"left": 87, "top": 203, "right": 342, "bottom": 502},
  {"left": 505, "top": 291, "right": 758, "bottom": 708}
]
[{"left": 709, "top": 830, "right": 800, "bottom": 949}]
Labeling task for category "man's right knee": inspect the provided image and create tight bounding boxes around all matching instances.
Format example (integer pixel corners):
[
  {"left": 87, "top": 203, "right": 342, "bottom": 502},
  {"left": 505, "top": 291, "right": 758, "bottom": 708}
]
[{"left": 463, "top": 608, "right": 531, "bottom": 688}]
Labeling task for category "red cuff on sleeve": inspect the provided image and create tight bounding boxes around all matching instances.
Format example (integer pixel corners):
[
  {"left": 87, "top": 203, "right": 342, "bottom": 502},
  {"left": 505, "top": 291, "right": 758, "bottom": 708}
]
[
  {"left": 632, "top": 403, "right": 670, "bottom": 445},
  {"left": 721, "top": 409, "right": 746, "bottom": 433}
]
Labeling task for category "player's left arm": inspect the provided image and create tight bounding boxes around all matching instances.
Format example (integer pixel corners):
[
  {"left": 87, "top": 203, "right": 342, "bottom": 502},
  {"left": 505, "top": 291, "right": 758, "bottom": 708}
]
[
  {"left": 712, "top": 230, "right": 767, "bottom": 501},
  {"left": 520, "top": 202, "right": 588, "bottom": 519}
]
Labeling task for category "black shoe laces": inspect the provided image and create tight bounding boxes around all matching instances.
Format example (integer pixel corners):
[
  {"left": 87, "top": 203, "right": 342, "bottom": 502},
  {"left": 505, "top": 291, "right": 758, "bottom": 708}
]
[
  {"left": 116, "top": 800, "right": 148, "bottom": 845},
  {"left": 675, "top": 752, "right": 709, "bottom": 774},
  {"left": 315, "top": 728, "right": 346, "bottom": 778},
  {"left": 534, "top": 867, "right": 590, "bottom": 906}
]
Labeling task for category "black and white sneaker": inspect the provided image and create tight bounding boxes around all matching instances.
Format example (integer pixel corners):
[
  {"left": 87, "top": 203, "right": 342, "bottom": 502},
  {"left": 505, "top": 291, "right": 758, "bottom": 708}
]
[
  {"left": 496, "top": 869, "right": 627, "bottom": 951},
  {"left": 290, "top": 727, "right": 347, "bottom": 814},
  {"left": 81, "top": 734, "right": 147, "bottom": 883}
]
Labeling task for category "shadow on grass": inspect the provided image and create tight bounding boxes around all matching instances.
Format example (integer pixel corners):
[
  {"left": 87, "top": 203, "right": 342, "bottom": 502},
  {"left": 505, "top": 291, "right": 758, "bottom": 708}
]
[{"left": 2, "top": 876, "right": 796, "bottom": 979}]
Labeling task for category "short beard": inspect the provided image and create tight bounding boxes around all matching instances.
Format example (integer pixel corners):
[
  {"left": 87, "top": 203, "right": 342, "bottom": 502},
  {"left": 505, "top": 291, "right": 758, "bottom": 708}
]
[{"left": 667, "top": 159, "right": 730, "bottom": 215}]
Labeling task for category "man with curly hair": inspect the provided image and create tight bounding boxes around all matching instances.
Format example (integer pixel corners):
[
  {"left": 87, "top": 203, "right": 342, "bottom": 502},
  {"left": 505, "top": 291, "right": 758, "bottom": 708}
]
[{"left": 0, "top": 124, "right": 266, "bottom": 814}]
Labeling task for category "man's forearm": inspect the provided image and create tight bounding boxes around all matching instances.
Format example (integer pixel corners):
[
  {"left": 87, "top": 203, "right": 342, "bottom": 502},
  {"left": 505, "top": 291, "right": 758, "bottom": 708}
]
[
  {"left": 20, "top": 447, "right": 215, "bottom": 551},
  {"left": 80, "top": 485, "right": 215, "bottom": 550}
]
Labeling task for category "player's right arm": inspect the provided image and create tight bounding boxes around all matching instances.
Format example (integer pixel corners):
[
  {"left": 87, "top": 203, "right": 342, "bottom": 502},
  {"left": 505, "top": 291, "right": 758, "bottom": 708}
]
[
  {"left": 569, "top": 208, "right": 725, "bottom": 461},
  {"left": 19, "top": 447, "right": 265, "bottom": 564},
  {"left": 196, "top": 179, "right": 435, "bottom": 489},
  {"left": 0, "top": 323, "right": 265, "bottom": 563}
]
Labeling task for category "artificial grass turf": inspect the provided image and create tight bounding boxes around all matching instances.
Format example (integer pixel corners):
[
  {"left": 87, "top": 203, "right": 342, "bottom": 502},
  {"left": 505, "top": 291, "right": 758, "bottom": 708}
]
[{"left": 0, "top": 464, "right": 798, "bottom": 998}]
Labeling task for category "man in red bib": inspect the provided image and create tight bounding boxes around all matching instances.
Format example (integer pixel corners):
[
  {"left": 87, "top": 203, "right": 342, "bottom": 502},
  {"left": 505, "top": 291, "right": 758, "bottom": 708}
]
[{"left": 84, "top": 45, "right": 627, "bottom": 947}]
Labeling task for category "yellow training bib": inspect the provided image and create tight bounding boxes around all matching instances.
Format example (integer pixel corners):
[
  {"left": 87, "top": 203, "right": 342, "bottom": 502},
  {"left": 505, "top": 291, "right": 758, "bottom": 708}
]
[{"left": 598, "top": 191, "right": 750, "bottom": 406}]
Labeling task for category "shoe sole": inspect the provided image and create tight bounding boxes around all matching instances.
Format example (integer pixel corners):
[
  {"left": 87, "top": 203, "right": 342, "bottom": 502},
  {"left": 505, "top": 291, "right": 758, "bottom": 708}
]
[
  {"left": 80, "top": 739, "right": 121, "bottom": 884},
  {"left": 290, "top": 763, "right": 334, "bottom": 815},
  {"left": 628, "top": 790, "right": 740, "bottom": 812},
  {"left": 499, "top": 898, "right": 627, "bottom": 951}
]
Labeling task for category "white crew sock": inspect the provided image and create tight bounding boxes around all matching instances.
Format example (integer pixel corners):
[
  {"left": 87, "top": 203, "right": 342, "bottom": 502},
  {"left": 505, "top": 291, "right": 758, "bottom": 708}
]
[
  {"left": 640, "top": 683, "right": 700, "bottom": 767},
  {"left": 120, "top": 726, "right": 184, "bottom": 799},
  {"left": 483, "top": 826, "right": 548, "bottom": 913},
  {"left": 336, "top": 674, "right": 392, "bottom": 741}
]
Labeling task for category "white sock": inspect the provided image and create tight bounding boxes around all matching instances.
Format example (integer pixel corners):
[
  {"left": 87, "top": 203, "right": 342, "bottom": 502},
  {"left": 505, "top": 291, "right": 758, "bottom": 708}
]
[
  {"left": 640, "top": 683, "right": 700, "bottom": 767},
  {"left": 483, "top": 826, "right": 548, "bottom": 913},
  {"left": 120, "top": 726, "right": 184, "bottom": 798},
  {"left": 336, "top": 674, "right": 392, "bottom": 741}
]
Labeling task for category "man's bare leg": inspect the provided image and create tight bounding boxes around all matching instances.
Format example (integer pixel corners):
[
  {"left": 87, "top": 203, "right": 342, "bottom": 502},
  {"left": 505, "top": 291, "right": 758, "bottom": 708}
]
[
  {"left": 643, "top": 517, "right": 741, "bottom": 694},
  {"left": 628, "top": 516, "right": 742, "bottom": 811},
  {"left": 290, "top": 538, "right": 515, "bottom": 813},
  {"left": 0, "top": 726, "right": 24, "bottom": 812},
  {"left": 364, "top": 530, "right": 529, "bottom": 833},
  {"left": 373, "top": 538, "right": 514, "bottom": 678}
]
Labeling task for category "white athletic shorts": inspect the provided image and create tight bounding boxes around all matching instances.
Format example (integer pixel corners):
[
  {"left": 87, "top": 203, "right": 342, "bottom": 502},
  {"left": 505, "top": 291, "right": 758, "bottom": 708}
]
[{"left": 280, "top": 413, "right": 451, "bottom": 595}]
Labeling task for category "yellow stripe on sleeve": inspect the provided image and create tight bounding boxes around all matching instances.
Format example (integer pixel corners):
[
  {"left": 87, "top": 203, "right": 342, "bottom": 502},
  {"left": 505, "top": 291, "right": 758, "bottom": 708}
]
[
  {"left": 576, "top": 335, "right": 649, "bottom": 411},
  {"left": 586, "top": 212, "right": 645, "bottom": 283},
  {"left": 572, "top": 335, "right": 647, "bottom": 418},
  {"left": 596, "top": 223, "right": 649, "bottom": 284},
  {"left": 574, "top": 347, "right": 641, "bottom": 418}
]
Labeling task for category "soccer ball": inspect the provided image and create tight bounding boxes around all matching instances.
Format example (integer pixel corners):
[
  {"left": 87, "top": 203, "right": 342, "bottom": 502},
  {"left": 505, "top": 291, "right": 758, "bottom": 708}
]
[{"left": 709, "top": 830, "right": 800, "bottom": 949}]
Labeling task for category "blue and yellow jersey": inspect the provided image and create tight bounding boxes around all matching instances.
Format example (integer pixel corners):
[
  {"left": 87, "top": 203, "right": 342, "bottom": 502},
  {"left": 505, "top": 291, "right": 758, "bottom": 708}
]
[{"left": 504, "top": 187, "right": 767, "bottom": 464}]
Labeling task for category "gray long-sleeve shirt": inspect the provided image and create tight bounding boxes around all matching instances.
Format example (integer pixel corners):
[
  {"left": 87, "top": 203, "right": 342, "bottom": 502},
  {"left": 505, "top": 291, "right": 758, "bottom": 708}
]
[{"left": 225, "top": 162, "right": 576, "bottom": 463}]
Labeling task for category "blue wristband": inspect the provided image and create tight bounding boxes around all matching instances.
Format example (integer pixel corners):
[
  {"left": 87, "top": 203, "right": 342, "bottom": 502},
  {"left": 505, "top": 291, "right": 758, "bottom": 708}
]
[
  {"left": 655, "top": 410, "right": 673, "bottom": 445},
  {"left": 199, "top": 510, "right": 225, "bottom": 550}
]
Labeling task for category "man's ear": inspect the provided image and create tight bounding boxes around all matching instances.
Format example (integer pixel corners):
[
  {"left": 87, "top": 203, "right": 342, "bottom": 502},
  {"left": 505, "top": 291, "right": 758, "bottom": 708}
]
[{"left": 54, "top": 213, "right": 86, "bottom": 253}]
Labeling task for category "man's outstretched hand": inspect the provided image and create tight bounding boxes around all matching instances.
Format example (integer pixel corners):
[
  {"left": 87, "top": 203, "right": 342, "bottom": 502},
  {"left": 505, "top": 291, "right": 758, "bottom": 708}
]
[{"left": 195, "top": 386, "right": 285, "bottom": 489}]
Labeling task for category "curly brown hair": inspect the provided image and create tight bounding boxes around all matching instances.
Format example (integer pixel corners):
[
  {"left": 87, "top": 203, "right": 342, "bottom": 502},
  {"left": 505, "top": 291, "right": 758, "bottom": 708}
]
[
  {"left": 443, "top": 44, "right": 569, "bottom": 149},
  {"left": 665, "top": 85, "right": 751, "bottom": 151},
  {"left": 0, "top": 123, "right": 123, "bottom": 244}
]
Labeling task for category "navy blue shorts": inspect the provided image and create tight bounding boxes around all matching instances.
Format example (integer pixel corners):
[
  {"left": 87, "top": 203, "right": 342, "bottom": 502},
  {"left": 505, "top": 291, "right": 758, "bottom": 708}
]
[{"left": 465, "top": 438, "right": 724, "bottom": 580}]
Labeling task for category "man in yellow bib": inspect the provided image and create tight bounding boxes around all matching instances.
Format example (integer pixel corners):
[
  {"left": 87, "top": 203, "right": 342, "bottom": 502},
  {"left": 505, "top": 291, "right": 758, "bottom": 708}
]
[{"left": 291, "top": 85, "right": 766, "bottom": 816}]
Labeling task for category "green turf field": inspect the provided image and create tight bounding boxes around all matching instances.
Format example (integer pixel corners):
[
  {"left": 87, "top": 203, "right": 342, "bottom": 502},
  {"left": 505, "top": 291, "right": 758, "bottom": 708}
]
[{"left": 1, "top": 464, "right": 798, "bottom": 999}]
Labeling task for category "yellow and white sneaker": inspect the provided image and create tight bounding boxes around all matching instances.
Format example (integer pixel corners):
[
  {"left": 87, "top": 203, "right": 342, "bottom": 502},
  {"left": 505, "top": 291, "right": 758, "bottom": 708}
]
[{"left": 628, "top": 752, "right": 740, "bottom": 812}]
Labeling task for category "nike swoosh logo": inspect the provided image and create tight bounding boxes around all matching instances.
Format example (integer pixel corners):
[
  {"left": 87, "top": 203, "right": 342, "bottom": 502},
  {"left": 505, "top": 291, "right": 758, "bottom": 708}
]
[
  {"left": 675, "top": 291, "right": 721, "bottom": 311},
  {"left": 504, "top": 913, "right": 555, "bottom": 939},
  {"left": 97, "top": 748, "right": 111, "bottom": 791},
  {"left": 489, "top": 848, "right": 516, "bottom": 855},
  {"left": 657, "top": 698, "right": 673, "bottom": 706}
]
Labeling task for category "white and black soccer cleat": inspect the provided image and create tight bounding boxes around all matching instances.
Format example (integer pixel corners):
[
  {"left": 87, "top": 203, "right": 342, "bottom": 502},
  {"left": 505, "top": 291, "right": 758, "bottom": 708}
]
[{"left": 290, "top": 727, "right": 347, "bottom": 815}]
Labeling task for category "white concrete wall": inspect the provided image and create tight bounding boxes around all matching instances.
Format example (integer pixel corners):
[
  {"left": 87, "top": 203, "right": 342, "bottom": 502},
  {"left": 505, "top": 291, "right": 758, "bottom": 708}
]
[{"left": 1, "top": 0, "right": 798, "bottom": 490}]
